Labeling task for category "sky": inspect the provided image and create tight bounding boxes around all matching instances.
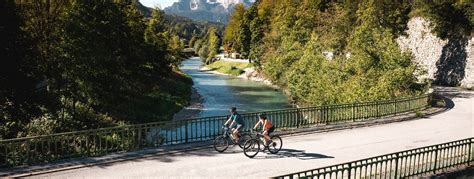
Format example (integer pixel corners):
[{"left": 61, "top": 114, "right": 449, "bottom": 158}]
[{"left": 140, "top": 0, "right": 178, "bottom": 9}]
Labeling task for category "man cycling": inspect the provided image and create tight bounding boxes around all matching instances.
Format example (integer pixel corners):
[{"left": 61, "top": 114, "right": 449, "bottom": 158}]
[
  {"left": 224, "top": 107, "right": 244, "bottom": 142},
  {"left": 253, "top": 113, "right": 274, "bottom": 146}
]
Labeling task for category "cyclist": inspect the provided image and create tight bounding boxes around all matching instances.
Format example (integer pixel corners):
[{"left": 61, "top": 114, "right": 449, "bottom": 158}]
[
  {"left": 253, "top": 113, "right": 274, "bottom": 146},
  {"left": 224, "top": 107, "right": 245, "bottom": 142}
]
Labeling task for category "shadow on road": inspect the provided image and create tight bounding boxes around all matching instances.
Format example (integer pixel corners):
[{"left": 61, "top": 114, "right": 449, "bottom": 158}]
[
  {"left": 252, "top": 148, "right": 333, "bottom": 160},
  {"left": 434, "top": 86, "right": 474, "bottom": 100}
]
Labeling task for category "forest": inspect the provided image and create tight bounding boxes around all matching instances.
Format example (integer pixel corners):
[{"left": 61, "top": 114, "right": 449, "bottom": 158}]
[
  {"left": 0, "top": 0, "right": 221, "bottom": 139},
  {"left": 219, "top": 0, "right": 473, "bottom": 106}
]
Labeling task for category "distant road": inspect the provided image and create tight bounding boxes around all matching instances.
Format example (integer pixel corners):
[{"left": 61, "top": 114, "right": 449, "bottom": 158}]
[{"left": 30, "top": 87, "right": 473, "bottom": 178}]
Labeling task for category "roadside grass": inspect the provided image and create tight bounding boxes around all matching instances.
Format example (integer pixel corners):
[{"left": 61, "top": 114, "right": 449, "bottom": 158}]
[{"left": 206, "top": 60, "right": 251, "bottom": 76}]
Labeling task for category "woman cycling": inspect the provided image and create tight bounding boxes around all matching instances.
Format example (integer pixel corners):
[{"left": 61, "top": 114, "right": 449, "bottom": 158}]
[{"left": 253, "top": 113, "right": 275, "bottom": 146}]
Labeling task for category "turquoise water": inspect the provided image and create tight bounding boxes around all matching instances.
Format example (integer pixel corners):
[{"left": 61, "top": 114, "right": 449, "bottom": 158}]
[{"left": 180, "top": 57, "right": 292, "bottom": 117}]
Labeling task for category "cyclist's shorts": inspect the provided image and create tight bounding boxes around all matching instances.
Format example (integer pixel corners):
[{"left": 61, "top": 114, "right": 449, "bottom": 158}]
[
  {"left": 265, "top": 126, "right": 275, "bottom": 134},
  {"left": 234, "top": 124, "right": 243, "bottom": 132}
]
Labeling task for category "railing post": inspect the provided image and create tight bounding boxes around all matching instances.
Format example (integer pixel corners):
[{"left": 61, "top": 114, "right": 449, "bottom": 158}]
[
  {"left": 319, "top": 106, "right": 326, "bottom": 124},
  {"left": 394, "top": 153, "right": 399, "bottom": 179},
  {"left": 347, "top": 163, "right": 351, "bottom": 179},
  {"left": 86, "top": 135, "right": 90, "bottom": 156},
  {"left": 326, "top": 106, "right": 330, "bottom": 124},
  {"left": 433, "top": 145, "right": 438, "bottom": 174},
  {"left": 408, "top": 98, "right": 411, "bottom": 111},
  {"left": 185, "top": 121, "right": 188, "bottom": 143},
  {"left": 352, "top": 103, "right": 355, "bottom": 122},
  {"left": 376, "top": 101, "right": 379, "bottom": 118},
  {"left": 394, "top": 99, "right": 398, "bottom": 115},
  {"left": 469, "top": 138, "right": 472, "bottom": 165},
  {"left": 428, "top": 94, "right": 432, "bottom": 107},
  {"left": 137, "top": 126, "right": 142, "bottom": 148},
  {"left": 296, "top": 108, "right": 300, "bottom": 128}
]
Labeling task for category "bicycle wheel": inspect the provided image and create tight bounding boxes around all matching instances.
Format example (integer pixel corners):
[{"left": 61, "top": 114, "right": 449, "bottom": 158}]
[
  {"left": 238, "top": 133, "right": 252, "bottom": 149},
  {"left": 243, "top": 139, "right": 260, "bottom": 158},
  {"left": 213, "top": 136, "right": 229, "bottom": 153},
  {"left": 267, "top": 135, "right": 282, "bottom": 154}
]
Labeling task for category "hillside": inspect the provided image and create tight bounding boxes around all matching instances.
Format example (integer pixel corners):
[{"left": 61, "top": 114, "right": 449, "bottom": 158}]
[{"left": 138, "top": 2, "right": 224, "bottom": 41}]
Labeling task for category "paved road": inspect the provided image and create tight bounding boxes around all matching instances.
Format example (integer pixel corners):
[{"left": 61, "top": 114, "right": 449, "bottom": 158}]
[{"left": 30, "top": 88, "right": 473, "bottom": 178}]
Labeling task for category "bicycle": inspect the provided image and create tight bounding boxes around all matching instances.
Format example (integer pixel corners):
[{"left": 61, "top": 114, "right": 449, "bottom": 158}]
[
  {"left": 213, "top": 126, "right": 252, "bottom": 153},
  {"left": 243, "top": 129, "right": 282, "bottom": 158}
]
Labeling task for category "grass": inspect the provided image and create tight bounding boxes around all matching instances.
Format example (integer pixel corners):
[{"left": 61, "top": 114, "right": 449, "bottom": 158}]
[
  {"left": 205, "top": 60, "right": 251, "bottom": 76},
  {"left": 415, "top": 110, "right": 425, "bottom": 118}
]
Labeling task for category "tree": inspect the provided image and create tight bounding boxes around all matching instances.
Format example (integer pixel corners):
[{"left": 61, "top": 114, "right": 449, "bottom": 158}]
[
  {"left": 249, "top": 13, "right": 265, "bottom": 62},
  {"left": 285, "top": 33, "right": 343, "bottom": 105},
  {"left": 194, "top": 39, "right": 203, "bottom": 53},
  {"left": 198, "top": 45, "right": 210, "bottom": 62},
  {"left": 223, "top": 3, "right": 246, "bottom": 54},
  {"left": 344, "top": 1, "right": 421, "bottom": 101},
  {"left": 145, "top": 8, "right": 168, "bottom": 57},
  {"left": 189, "top": 36, "right": 198, "bottom": 48},
  {"left": 168, "top": 34, "right": 184, "bottom": 67},
  {"left": 206, "top": 27, "right": 221, "bottom": 63},
  {"left": 0, "top": 0, "right": 44, "bottom": 139}
]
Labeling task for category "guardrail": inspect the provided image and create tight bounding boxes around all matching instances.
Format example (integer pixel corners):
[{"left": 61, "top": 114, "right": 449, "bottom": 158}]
[
  {"left": 0, "top": 94, "right": 430, "bottom": 168},
  {"left": 274, "top": 137, "right": 473, "bottom": 179}
]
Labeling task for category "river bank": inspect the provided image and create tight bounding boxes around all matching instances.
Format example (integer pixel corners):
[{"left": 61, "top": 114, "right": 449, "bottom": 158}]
[
  {"left": 172, "top": 87, "right": 203, "bottom": 120},
  {"left": 200, "top": 65, "right": 278, "bottom": 89}
]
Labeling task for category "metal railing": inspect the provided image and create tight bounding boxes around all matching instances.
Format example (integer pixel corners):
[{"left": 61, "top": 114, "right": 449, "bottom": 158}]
[
  {"left": 0, "top": 94, "right": 430, "bottom": 168},
  {"left": 274, "top": 137, "right": 473, "bottom": 179}
]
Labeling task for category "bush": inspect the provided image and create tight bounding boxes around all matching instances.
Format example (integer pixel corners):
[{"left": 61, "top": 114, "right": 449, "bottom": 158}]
[{"left": 21, "top": 114, "right": 59, "bottom": 137}]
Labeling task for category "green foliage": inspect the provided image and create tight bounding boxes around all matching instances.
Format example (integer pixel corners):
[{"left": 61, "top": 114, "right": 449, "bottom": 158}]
[
  {"left": 198, "top": 45, "right": 210, "bottom": 61},
  {"left": 344, "top": 1, "right": 422, "bottom": 102},
  {"left": 223, "top": 4, "right": 248, "bottom": 55},
  {"left": 285, "top": 34, "right": 343, "bottom": 105},
  {"left": 168, "top": 34, "right": 185, "bottom": 67},
  {"left": 206, "top": 27, "right": 221, "bottom": 64},
  {"left": 20, "top": 114, "right": 59, "bottom": 137},
  {"left": 0, "top": 0, "right": 48, "bottom": 139},
  {"left": 0, "top": 1, "right": 193, "bottom": 139},
  {"left": 236, "top": 0, "right": 434, "bottom": 106},
  {"left": 411, "top": 0, "right": 473, "bottom": 39},
  {"left": 189, "top": 36, "right": 198, "bottom": 48},
  {"left": 191, "top": 26, "right": 222, "bottom": 64}
]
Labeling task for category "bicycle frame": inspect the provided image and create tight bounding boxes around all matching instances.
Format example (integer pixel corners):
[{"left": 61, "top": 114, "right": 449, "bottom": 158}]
[
  {"left": 221, "top": 127, "right": 238, "bottom": 142},
  {"left": 250, "top": 131, "right": 270, "bottom": 147}
]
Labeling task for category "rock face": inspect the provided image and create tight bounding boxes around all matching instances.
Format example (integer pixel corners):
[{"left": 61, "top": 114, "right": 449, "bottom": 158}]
[
  {"left": 397, "top": 17, "right": 473, "bottom": 88},
  {"left": 460, "top": 38, "right": 474, "bottom": 89},
  {"left": 239, "top": 67, "right": 274, "bottom": 86},
  {"left": 164, "top": 0, "right": 254, "bottom": 23}
]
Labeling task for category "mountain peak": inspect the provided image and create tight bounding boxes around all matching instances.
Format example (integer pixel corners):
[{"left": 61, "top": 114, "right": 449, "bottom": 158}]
[
  {"left": 164, "top": 0, "right": 254, "bottom": 23},
  {"left": 197, "top": 0, "right": 247, "bottom": 9}
]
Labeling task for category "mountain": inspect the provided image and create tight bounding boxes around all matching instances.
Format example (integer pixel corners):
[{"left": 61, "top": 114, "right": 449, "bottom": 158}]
[
  {"left": 137, "top": 2, "right": 224, "bottom": 41},
  {"left": 163, "top": 0, "right": 254, "bottom": 24}
]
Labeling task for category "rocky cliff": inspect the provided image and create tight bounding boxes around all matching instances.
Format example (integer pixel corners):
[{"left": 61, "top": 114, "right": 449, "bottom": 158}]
[{"left": 397, "top": 17, "right": 473, "bottom": 88}]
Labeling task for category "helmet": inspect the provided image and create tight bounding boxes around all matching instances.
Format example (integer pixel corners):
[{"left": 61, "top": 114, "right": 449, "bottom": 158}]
[{"left": 258, "top": 113, "right": 267, "bottom": 119}]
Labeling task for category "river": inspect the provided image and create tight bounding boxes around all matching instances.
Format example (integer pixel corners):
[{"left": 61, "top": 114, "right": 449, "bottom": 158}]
[{"left": 178, "top": 57, "right": 292, "bottom": 118}]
